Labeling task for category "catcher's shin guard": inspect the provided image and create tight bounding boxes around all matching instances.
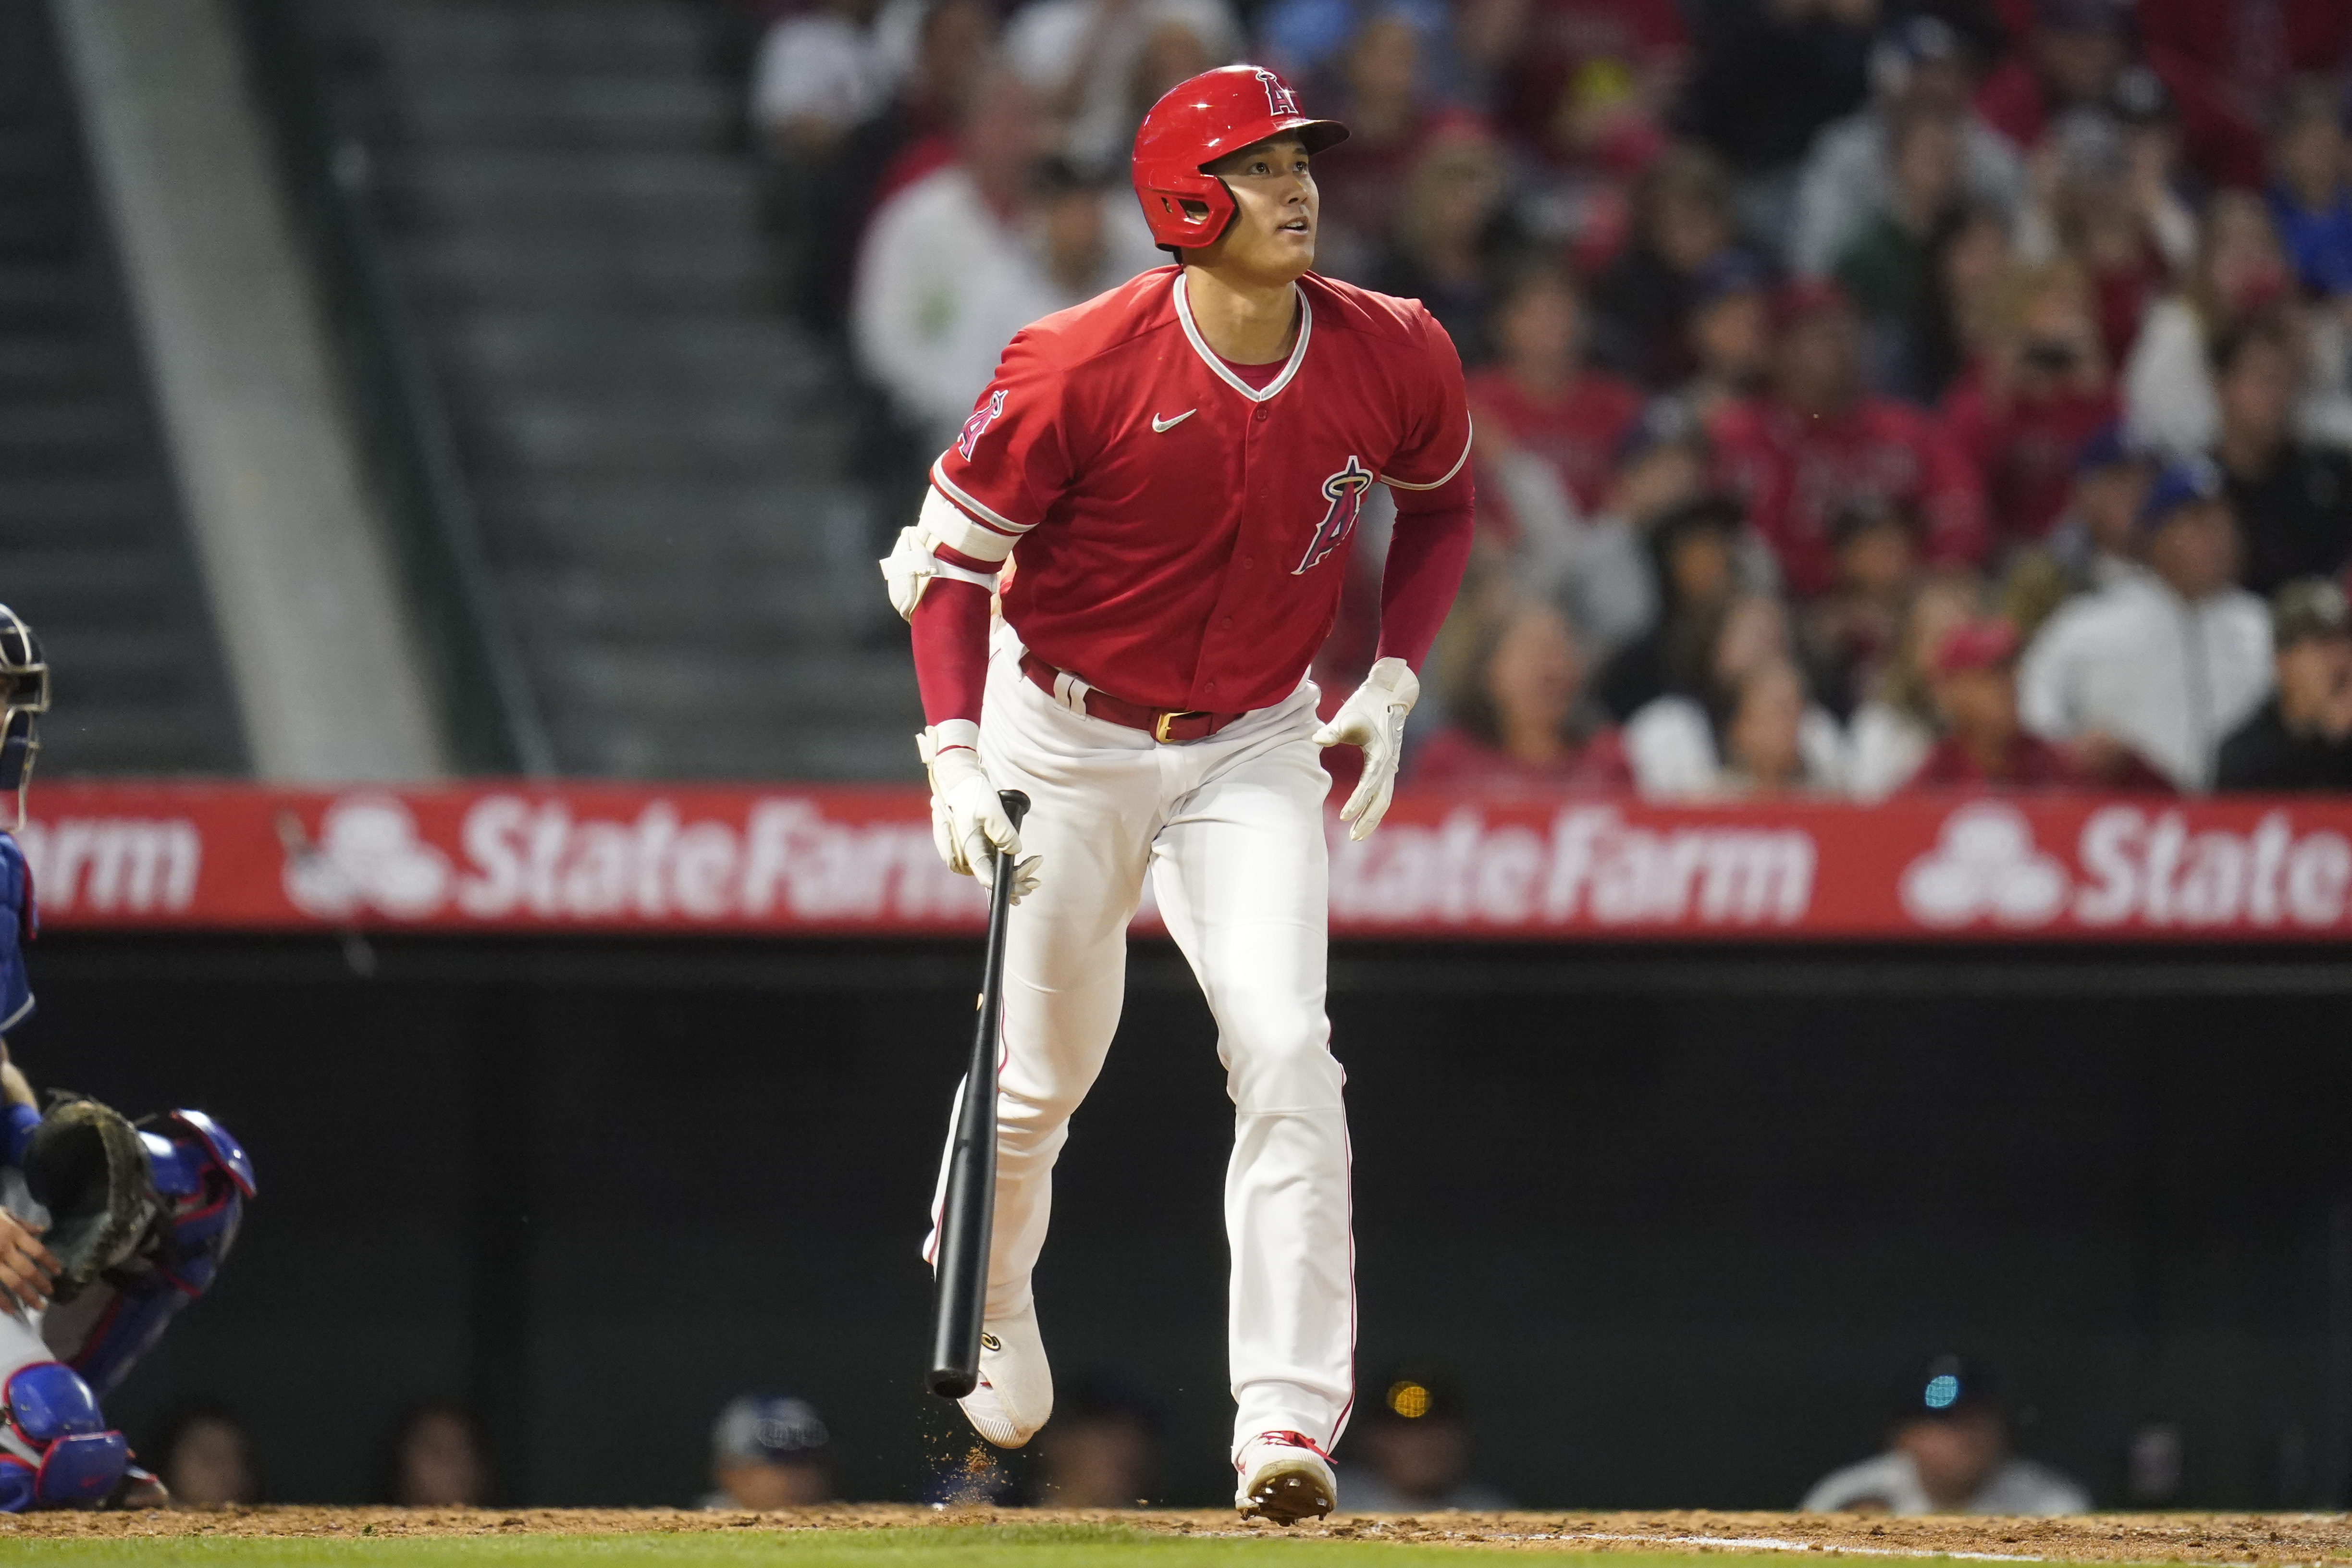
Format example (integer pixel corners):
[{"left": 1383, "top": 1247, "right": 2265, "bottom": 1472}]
[
  {"left": 0, "top": 1361, "right": 126, "bottom": 1511},
  {"left": 54, "top": 1109, "right": 255, "bottom": 1398}
]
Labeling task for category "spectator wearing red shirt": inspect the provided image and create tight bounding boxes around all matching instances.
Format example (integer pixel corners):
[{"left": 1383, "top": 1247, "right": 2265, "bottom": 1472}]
[
  {"left": 1708, "top": 281, "right": 1989, "bottom": 598},
  {"left": 1409, "top": 598, "right": 1633, "bottom": 793},
  {"left": 1939, "top": 259, "right": 2118, "bottom": 550},
  {"left": 1467, "top": 268, "right": 1645, "bottom": 520},
  {"left": 1904, "top": 618, "right": 2169, "bottom": 790},
  {"left": 2132, "top": 0, "right": 2352, "bottom": 171}
]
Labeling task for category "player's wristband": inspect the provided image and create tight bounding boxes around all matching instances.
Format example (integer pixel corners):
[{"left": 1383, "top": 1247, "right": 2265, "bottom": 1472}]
[{"left": 0, "top": 1101, "right": 35, "bottom": 1167}]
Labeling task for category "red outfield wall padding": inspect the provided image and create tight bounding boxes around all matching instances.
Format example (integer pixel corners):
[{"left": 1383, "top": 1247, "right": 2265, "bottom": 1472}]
[{"left": 14, "top": 781, "right": 2352, "bottom": 941}]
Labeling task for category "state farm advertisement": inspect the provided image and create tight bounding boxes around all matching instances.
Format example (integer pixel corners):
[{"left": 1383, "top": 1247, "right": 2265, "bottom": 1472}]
[{"left": 15, "top": 781, "right": 2352, "bottom": 941}]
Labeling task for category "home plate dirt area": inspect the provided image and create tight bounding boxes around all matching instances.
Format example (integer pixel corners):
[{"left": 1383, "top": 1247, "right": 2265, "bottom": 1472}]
[{"left": 4, "top": 1508, "right": 2351, "bottom": 1564}]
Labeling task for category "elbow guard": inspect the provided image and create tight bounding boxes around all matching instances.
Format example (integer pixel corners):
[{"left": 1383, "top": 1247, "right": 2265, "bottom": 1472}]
[{"left": 880, "top": 488, "right": 1008, "bottom": 621}]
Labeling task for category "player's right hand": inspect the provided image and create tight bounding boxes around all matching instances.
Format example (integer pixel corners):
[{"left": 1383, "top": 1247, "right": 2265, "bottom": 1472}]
[
  {"left": 918, "top": 724, "right": 1042, "bottom": 903},
  {"left": 0, "top": 1208, "right": 58, "bottom": 1315}
]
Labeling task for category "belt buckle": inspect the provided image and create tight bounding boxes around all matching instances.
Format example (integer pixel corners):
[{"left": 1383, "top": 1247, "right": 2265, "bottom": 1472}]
[{"left": 1152, "top": 709, "right": 1201, "bottom": 743}]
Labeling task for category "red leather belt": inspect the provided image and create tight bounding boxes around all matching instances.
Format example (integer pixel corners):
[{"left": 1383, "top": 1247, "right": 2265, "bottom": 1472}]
[{"left": 1020, "top": 651, "right": 1245, "bottom": 743}]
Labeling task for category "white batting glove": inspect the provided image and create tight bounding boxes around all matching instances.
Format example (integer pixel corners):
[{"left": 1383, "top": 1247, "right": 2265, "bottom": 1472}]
[
  {"left": 1311, "top": 657, "right": 1419, "bottom": 841},
  {"left": 917, "top": 721, "right": 1040, "bottom": 902}
]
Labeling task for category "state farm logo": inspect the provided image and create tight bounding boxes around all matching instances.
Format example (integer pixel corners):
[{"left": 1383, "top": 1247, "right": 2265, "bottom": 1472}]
[
  {"left": 1330, "top": 806, "right": 1816, "bottom": 928},
  {"left": 283, "top": 795, "right": 451, "bottom": 919},
  {"left": 1901, "top": 802, "right": 2352, "bottom": 931},
  {"left": 1900, "top": 803, "right": 2069, "bottom": 928},
  {"left": 15, "top": 815, "right": 200, "bottom": 914},
  {"left": 275, "top": 792, "right": 985, "bottom": 925}
]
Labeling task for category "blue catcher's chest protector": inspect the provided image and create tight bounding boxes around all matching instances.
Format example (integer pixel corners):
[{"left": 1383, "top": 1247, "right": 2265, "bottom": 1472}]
[{"left": 0, "top": 833, "right": 33, "bottom": 1037}]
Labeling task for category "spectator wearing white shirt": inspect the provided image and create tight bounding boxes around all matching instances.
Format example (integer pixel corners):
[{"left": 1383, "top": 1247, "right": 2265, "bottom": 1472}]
[
  {"left": 1787, "top": 17, "right": 2026, "bottom": 284},
  {"left": 1804, "top": 1357, "right": 2089, "bottom": 1517},
  {"left": 855, "top": 109, "right": 1168, "bottom": 453},
  {"left": 752, "top": 0, "right": 892, "bottom": 155},
  {"left": 2018, "top": 457, "right": 2271, "bottom": 791},
  {"left": 1003, "top": 0, "right": 1241, "bottom": 173},
  {"left": 851, "top": 72, "right": 1056, "bottom": 451},
  {"left": 2120, "top": 192, "right": 2320, "bottom": 460}
]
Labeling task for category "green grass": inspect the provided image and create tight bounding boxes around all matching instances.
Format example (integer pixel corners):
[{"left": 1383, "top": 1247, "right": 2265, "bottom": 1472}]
[{"left": 0, "top": 1526, "right": 1802, "bottom": 1568}]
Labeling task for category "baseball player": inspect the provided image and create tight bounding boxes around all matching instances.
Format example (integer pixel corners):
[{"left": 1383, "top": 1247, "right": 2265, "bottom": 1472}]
[
  {"left": 881, "top": 66, "right": 1474, "bottom": 1521},
  {"left": 0, "top": 605, "right": 256, "bottom": 1511}
]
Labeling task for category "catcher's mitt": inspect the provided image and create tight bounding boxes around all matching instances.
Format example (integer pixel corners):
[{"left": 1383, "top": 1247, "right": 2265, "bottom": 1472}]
[{"left": 21, "top": 1096, "right": 159, "bottom": 1299}]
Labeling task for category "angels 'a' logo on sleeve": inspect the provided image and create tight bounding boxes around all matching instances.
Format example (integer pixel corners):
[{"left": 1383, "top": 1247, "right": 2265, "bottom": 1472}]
[
  {"left": 957, "top": 389, "right": 1008, "bottom": 461},
  {"left": 1291, "top": 456, "right": 1374, "bottom": 575},
  {"left": 1254, "top": 68, "right": 1300, "bottom": 118}
]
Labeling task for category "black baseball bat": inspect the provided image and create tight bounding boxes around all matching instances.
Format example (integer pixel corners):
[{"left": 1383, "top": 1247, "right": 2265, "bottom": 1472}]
[{"left": 927, "top": 789, "right": 1031, "bottom": 1400}]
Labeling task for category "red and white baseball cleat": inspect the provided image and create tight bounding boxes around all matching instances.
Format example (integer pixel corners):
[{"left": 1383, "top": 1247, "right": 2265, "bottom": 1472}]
[
  {"left": 957, "top": 1304, "right": 1054, "bottom": 1448},
  {"left": 1233, "top": 1430, "right": 1336, "bottom": 1523}
]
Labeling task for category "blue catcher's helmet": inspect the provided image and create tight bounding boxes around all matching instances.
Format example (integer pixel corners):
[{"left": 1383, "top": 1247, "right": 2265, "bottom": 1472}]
[{"left": 0, "top": 606, "right": 46, "bottom": 831}]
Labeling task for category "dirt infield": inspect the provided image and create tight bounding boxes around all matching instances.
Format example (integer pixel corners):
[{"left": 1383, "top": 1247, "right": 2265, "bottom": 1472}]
[{"left": 3, "top": 1506, "right": 2349, "bottom": 1562}]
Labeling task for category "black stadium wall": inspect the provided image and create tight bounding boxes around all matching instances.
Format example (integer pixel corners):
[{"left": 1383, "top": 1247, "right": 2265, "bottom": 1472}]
[{"left": 19, "top": 934, "right": 2352, "bottom": 1512}]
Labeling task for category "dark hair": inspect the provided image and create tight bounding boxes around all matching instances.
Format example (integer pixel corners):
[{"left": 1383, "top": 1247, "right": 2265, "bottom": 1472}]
[
  {"left": 2270, "top": 77, "right": 2345, "bottom": 137},
  {"left": 1829, "top": 496, "right": 1920, "bottom": 549},
  {"left": 1030, "top": 154, "right": 1108, "bottom": 198},
  {"left": 1648, "top": 495, "right": 1743, "bottom": 592},
  {"left": 2210, "top": 309, "right": 2296, "bottom": 379},
  {"left": 145, "top": 1399, "right": 260, "bottom": 1504}
]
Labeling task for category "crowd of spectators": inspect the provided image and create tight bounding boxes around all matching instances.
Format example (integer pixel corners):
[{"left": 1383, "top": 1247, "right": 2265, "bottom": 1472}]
[{"left": 741, "top": 0, "right": 2352, "bottom": 799}]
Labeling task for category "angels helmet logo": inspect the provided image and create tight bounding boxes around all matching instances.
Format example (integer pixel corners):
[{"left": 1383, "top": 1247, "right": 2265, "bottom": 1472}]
[
  {"left": 1254, "top": 68, "right": 1299, "bottom": 119},
  {"left": 958, "top": 389, "right": 1008, "bottom": 461},
  {"left": 1292, "top": 456, "right": 1375, "bottom": 575}
]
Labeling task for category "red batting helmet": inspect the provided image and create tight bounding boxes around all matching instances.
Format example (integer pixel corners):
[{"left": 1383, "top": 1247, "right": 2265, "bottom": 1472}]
[{"left": 1131, "top": 65, "right": 1347, "bottom": 252}]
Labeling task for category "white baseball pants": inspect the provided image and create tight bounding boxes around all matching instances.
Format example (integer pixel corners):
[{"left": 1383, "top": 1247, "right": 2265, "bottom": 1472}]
[{"left": 927, "top": 642, "right": 1355, "bottom": 1458}]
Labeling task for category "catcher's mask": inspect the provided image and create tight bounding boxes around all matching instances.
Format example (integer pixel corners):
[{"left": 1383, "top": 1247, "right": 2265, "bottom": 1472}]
[{"left": 0, "top": 605, "right": 47, "bottom": 831}]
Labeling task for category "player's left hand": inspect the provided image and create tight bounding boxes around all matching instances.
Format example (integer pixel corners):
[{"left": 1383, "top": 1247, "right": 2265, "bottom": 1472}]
[
  {"left": 0, "top": 1207, "right": 58, "bottom": 1315},
  {"left": 1312, "top": 656, "right": 1419, "bottom": 841}
]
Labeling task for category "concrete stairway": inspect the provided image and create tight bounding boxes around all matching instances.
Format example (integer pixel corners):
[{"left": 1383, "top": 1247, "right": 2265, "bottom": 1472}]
[
  {"left": 0, "top": 0, "right": 246, "bottom": 775},
  {"left": 318, "top": 0, "right": 920, "bottom": 779}
]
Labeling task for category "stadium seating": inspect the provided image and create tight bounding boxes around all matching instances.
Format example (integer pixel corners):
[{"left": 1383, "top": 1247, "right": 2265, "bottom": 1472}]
[
  {"left": 307, "top": 0, "right": 921, "bottom": 778},
  {"left": 0, "top": 0, "right": 248, "bottom": 776}
]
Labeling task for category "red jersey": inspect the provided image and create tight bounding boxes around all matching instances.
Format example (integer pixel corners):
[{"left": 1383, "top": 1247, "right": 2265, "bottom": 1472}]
[
  {"left": 1465, "top": 366, "right": 1644, "bottom": 518},
  {"left": 1707, "top": 393, "right": 1988, "bottom": 598},
  {"left": 928, "top": 266, "right": 1474, "bottom": 714},
  {"left": 1938, "top": 367, "right": 2118, "bottom": 549}
]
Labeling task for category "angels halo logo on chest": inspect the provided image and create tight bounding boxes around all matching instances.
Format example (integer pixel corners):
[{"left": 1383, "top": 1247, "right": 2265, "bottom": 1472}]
[{"left": 1292, "top": 456, "right": 1374, "bottom": 575}]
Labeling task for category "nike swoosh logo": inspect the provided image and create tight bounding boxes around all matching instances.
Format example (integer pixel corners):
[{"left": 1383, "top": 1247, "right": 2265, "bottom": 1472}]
[{"left": 1152, "top": 410, "right": 1196, "bottom": 433}]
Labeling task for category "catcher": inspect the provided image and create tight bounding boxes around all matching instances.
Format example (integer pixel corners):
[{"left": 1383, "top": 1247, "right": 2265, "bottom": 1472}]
[{"left": 0, "top": 605, "right": 256, "bottom": 1511}]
